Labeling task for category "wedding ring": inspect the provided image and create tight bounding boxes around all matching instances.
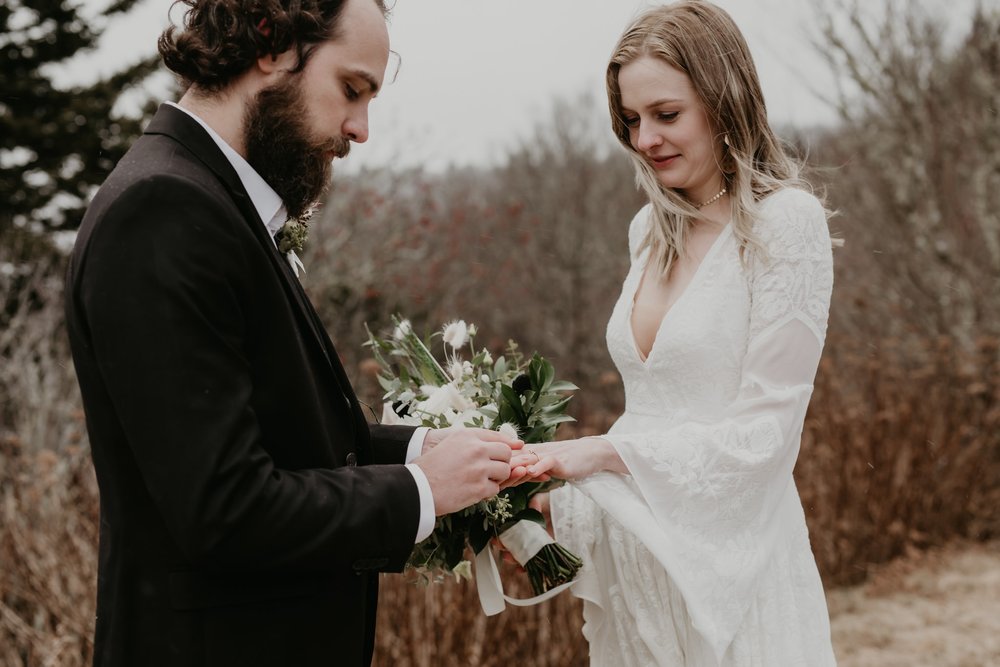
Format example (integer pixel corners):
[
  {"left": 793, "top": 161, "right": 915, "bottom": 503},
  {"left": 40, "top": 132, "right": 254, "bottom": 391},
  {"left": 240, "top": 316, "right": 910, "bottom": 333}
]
[{"left": 528, "top": 448, "right": 540, "bottom": 463}]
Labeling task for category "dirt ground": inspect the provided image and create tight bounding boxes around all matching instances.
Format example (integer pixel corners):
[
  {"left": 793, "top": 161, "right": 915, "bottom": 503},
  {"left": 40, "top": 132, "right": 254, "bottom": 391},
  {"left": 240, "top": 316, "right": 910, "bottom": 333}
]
[{"left": 828, "top": 541, "right": 1000, "bottom": 667}]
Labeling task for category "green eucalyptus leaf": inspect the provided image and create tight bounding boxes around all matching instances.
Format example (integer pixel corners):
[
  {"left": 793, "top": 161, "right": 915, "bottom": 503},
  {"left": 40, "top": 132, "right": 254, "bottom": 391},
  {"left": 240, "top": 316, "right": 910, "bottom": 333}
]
[
  {"left": 469, "top": 517, "right": 491, "bottom": 554},
  {"left": 500, "top": 384, "right": 527, "bottom": 423}
]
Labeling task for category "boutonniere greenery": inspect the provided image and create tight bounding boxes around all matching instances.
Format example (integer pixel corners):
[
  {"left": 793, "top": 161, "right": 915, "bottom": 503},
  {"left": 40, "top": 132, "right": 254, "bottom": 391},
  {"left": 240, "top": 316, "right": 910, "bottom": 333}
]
[
  {"left": 276, "top": 218, "right": 308, "bottom": 255},
  {"left": 274, "top": 205, "right": 317, "bottom": 277}
]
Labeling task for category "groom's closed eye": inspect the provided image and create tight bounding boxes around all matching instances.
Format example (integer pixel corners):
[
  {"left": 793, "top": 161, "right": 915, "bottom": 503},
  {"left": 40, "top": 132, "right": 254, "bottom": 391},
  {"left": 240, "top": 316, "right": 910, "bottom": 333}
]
[{"left": 343, "top": 69, "right": 381, "bottom": 97}]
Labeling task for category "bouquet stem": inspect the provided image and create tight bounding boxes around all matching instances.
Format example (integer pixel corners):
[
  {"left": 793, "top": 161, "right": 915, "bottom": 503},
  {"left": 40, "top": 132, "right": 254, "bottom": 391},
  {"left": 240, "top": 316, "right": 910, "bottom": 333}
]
[
  {"left": 498, "top": 519, "right": 583, "bottom": 595},
  {"left": 523, "top": 543, "right": 584, "bottom": 595}
]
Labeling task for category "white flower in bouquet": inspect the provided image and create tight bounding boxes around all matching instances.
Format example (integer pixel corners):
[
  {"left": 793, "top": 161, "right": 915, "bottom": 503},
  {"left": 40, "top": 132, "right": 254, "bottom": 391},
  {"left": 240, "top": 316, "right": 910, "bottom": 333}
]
[
  {"left": 442, "top": 320, "right": 468, "bottom": 349},
  {"left": 451, "top": 560, "right": 473, "bottom": 582},
  {"left": 393, "top": 319, "right": 412, "bottom": 340},
  {"left": 497, "top": 422, "right": 520, "bottom": 440},
  {"left": 380, "top": 402, "right": 420, "bottom": 427},
  {"left": 417, "top": 382, "right": 475, "bottom": 417},
  {"left": 449, "top": 359, "right": 465, "bottom": 381}
]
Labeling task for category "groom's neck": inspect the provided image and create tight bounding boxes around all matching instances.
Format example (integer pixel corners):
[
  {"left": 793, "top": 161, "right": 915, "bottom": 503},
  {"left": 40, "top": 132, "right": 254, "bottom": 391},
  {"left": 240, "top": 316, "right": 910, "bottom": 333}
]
[{"left": 176, "top": 81, "right": 254, "bottom": 158}]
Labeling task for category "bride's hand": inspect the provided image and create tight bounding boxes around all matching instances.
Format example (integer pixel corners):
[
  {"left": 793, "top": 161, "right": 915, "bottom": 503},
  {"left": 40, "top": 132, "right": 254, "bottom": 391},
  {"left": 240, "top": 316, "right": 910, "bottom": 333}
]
[{"left": 525, "top": 437, "right": 628, "bottom": 481}]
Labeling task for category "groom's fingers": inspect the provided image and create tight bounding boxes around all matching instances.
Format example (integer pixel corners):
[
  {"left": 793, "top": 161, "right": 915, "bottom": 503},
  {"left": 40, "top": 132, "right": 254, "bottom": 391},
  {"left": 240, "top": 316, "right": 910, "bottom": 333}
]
[
  {"left": 487, "top": 460, "right": 512, "bottom": 483},
  {"left": 442, "top": 431, "right": 515, "bottom": 462},
  {"left": 470, "top": 428, "right": 524, "bottom": 449},
  {"left": 483, "top": 441, "right": 514, "bottom": 463}
]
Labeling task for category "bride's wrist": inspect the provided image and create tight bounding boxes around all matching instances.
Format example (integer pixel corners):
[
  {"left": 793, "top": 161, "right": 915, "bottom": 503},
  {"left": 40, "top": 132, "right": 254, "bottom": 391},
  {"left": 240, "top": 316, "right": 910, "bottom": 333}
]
[{"left": 583, "top": 436, "right": 625, "bottom": 473}]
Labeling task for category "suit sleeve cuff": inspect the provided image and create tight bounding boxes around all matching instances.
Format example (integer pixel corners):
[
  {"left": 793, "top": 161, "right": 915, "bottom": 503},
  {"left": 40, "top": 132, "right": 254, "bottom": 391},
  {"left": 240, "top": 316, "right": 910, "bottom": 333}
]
[
  {"left": 404, "top": 463, "right": 436, "bottom": 543},
  {"left": 405, "top": 427, "right": 430, "bottom": 463}
]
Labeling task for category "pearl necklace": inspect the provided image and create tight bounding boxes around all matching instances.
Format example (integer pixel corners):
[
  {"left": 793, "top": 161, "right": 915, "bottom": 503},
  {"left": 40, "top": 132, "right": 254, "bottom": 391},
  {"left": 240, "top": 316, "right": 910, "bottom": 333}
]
[{"left": 695, "top": 187, "right": 727, "bottom": 209}]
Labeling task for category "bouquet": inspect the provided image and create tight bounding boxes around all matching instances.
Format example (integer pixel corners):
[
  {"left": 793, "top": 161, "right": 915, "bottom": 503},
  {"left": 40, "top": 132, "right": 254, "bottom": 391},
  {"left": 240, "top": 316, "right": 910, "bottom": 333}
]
[{"left": 365, "top": 315, "right": 583, "bottom": 599}]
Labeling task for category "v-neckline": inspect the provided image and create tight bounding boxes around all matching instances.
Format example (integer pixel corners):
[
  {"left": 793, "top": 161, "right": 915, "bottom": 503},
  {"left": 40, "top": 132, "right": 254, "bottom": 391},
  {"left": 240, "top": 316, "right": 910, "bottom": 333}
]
[{"left": 627, "top": 223, "right": 731, "bottom": 365}]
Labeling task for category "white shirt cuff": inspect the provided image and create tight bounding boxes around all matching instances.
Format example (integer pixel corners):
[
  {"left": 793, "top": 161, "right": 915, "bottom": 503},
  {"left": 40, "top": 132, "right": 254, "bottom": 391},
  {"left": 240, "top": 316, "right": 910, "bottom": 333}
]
[
  {"left": 404, "top": 463, "right": 436, "bottom": 543},
  {"left": 405, "top": 427, "right": 430, "bottom": 463}
]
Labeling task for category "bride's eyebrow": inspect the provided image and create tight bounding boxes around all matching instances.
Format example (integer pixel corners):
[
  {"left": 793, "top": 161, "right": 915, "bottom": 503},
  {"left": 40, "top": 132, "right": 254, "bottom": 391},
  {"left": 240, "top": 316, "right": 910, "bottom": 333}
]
[
  {"left": 645, "top": 98, "right": 682, "bottom": 108},
  {"left": 621, "top": 98, "right": 684, "bottom": 113}
]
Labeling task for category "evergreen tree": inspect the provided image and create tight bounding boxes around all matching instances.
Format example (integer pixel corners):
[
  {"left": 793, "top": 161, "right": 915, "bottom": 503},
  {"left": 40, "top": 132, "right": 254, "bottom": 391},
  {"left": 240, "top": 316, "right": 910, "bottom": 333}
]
[{"left": 0, "top": 0, "right": 161, "bottom": 256}]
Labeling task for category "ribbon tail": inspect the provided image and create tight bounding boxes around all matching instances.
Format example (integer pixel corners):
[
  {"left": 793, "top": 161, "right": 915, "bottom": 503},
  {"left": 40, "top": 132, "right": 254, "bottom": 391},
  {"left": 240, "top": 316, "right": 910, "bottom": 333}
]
[
  {"left": 474, "top": 543, "right": 576, "bottom": 616},
  {"left": 475, "top": 544, "right": 507, "bottom": 616}
]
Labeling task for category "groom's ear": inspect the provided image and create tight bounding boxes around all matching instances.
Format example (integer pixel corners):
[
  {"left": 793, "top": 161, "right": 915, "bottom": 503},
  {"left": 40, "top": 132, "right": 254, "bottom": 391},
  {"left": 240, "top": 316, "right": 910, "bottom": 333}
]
[{"left": 256, "top": 48, "right": 299, "bottom": 77}]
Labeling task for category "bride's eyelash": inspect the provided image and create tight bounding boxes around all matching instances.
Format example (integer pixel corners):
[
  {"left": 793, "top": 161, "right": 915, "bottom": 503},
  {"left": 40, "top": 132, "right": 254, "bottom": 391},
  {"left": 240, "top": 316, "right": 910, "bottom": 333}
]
[{"left": 623, "top": 111, "right": 679, "bottom": 128}]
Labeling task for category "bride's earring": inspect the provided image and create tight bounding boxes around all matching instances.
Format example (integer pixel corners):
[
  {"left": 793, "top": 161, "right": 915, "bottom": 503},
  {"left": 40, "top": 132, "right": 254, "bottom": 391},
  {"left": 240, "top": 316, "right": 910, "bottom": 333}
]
[{"left": 723, "top": 134, "right": 731, "bottom": 148}]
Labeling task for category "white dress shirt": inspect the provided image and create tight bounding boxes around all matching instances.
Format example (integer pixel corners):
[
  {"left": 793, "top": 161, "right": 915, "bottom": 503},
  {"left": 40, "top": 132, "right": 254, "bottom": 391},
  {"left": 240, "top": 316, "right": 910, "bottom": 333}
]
[{"left": 166, "top": 102, "right": 436, "bottom": 544}]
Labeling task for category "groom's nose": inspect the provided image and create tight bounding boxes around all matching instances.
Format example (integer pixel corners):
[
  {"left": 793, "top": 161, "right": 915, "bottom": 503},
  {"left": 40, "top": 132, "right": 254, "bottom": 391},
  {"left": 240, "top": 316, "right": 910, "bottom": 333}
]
[{"left": 343, "top": 107, "right": 370, "bottom": 144}]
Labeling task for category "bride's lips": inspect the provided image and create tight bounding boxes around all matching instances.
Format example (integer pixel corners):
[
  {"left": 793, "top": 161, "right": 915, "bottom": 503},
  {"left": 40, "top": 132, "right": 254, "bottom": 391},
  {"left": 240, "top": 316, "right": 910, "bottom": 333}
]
[{"left": 649, "top": 154, "right": 680, "bottom": 170}]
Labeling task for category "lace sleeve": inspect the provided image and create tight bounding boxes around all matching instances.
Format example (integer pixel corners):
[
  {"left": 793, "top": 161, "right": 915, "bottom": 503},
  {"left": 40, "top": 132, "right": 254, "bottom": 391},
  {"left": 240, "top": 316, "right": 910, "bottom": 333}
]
[{"left": 591, "top": 189, "right": 833, "bottom": 660}]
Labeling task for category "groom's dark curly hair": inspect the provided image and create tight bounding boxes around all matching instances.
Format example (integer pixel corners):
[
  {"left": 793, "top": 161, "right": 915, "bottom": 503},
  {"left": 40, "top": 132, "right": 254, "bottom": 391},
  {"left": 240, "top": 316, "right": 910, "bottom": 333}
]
[{"left": 158, "top": 0, "right": 388, "bottom": 92}]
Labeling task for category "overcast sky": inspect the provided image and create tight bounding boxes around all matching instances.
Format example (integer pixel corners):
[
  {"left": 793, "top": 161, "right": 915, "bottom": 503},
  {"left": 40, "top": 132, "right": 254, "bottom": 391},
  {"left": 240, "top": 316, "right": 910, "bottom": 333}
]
[{"left": 62, "top": 0, "right": 974, "bottom": 172}]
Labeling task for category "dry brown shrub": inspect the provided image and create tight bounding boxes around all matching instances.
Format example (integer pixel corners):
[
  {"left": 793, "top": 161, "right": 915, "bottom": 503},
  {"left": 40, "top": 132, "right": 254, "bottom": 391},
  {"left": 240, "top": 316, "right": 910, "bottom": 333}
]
[
  {"left": 373, "top": 574, "right": 587, "bottom": 667},
  {"left": 797, "top": 333, "right": 1000, "bottom": 586},
  {"left": 0, "top": 438, "right": 98, "bottom": 667}
]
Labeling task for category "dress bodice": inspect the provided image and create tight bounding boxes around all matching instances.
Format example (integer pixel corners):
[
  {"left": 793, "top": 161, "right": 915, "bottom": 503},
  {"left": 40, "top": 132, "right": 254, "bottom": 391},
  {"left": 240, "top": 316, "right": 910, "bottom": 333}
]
[{"left": 606, "top": 217, "right": 750, "bottom": 419}]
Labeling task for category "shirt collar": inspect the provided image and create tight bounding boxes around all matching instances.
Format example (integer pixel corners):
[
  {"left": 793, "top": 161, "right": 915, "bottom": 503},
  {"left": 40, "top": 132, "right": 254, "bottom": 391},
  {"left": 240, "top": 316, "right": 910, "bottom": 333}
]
[{"left": 165, "top": 101, "right": 286, "bottom": 239}]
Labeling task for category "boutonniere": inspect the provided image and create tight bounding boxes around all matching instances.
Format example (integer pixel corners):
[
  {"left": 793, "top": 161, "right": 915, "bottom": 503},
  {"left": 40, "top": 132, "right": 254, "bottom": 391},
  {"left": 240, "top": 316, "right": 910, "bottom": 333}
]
[
  {"left": 276, "top": 218, "right": 308, "bottom": 255},
  {"left": 275, "top": 205, "right": 317, "bottom": 278}
]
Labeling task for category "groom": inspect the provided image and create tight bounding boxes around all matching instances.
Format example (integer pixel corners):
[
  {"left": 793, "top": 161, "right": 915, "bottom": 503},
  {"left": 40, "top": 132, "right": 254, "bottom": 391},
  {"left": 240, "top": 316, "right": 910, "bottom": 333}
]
[{"left": 64, "top": 0, "right": 524, "bottom": 665}]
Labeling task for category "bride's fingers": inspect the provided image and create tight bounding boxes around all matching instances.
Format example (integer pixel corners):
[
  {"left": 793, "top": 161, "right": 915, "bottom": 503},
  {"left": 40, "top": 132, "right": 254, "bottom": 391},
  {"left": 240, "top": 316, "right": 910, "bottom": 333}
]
[
  {"left": 499, "top": 465, "right": 529, "bottom": 490},
  {"left": 526, "top": 456, "right": 557, "bottom": 479},
  {"left": 509, "top": 453, "right": 537, "bottom": 468}
]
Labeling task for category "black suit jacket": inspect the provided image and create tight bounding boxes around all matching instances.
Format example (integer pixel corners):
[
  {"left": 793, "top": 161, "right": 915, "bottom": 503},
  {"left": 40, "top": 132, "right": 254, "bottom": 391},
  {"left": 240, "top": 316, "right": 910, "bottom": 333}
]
[{"left": 65, "top": 104, "right": 420, "bottom": 667}]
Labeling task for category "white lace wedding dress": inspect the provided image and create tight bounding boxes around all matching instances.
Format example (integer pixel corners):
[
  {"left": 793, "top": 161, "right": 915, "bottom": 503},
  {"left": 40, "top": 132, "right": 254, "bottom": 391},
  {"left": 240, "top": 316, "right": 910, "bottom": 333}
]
[{"left": 550, "top": 188, "right": 838, "bottom": 666}]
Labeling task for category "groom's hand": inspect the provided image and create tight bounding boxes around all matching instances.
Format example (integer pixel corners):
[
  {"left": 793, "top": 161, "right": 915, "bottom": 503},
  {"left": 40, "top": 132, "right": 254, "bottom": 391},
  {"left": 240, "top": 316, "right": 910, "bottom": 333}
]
[
  {"left": 419, "top": 426, "right": 457, "bottom": 456},
  {"left": 413, "top": 428, "right": 522, "bottom": 516}
]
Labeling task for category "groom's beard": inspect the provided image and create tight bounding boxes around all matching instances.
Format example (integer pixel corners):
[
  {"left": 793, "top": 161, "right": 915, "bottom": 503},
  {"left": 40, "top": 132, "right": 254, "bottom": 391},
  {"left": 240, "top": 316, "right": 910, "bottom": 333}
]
[{"left": 243, "top": 73, "right": 350, "bottom": 220}]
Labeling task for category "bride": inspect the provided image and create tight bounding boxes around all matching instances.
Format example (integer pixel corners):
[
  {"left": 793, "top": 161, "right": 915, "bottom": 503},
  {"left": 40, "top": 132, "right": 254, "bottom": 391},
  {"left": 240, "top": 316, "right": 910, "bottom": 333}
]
[{"left": 522, "top": 2, "right": 838, "bottom": 665}]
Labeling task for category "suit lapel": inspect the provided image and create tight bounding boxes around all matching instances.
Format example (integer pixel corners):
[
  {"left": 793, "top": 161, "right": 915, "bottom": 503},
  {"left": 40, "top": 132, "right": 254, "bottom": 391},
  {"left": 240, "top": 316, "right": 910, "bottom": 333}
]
[{"left": 143, "top": 105, "right": 363, "bottom": 418}]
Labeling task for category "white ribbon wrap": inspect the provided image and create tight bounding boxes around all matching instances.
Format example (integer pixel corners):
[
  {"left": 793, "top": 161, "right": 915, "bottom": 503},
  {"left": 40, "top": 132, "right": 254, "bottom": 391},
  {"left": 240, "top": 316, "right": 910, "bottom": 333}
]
[
  {"left": 498, "top": 519, "right": 554, "bottom": 564},
  {"left": 474, "top": 519, "right": 576, "bottom": 616}
]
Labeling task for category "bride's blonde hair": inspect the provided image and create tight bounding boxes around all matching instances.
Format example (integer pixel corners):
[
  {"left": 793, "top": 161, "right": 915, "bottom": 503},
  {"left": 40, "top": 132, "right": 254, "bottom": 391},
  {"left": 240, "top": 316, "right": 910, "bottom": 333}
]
[{"left": 607, "top": 1, "right": 812, "bottom": 274}]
